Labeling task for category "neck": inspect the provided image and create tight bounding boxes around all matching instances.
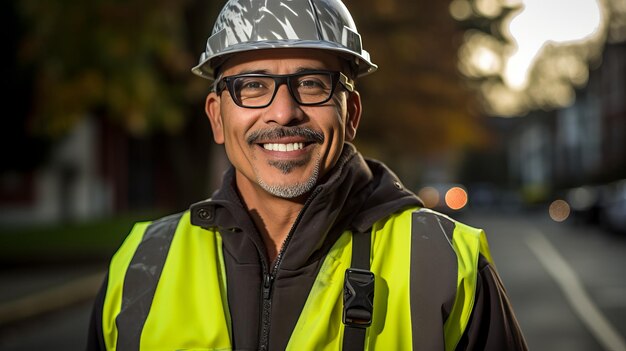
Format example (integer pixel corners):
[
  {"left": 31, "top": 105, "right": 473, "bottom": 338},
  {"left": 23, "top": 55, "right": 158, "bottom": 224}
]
[{"left": 236, "top": 173, "right": 309, "bottom": 263}]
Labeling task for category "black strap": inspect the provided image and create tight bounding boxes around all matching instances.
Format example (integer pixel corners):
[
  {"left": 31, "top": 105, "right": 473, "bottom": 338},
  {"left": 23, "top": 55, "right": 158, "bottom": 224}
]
[
  {"left": 342, "top": 230, "right": 372, "bottom": 351},
  {"left": 351, "top": 229, "right": 371, "bottom": 270}
]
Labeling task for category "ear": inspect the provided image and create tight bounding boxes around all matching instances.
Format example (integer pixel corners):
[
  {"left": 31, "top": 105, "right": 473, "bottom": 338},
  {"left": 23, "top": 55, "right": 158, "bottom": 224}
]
[
  {"left": 345, "top": 91, "right": 362, "bottom": 141},
  {"left": 206, "top": 92, "right": 225, "bottom": 144}
]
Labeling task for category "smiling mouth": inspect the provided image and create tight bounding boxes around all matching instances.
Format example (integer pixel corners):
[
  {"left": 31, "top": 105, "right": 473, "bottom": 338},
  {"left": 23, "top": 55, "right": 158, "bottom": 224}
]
[
  {"left": 247, "top": 127, "right": 324, "bottom": 150},
  {"left": 262, "top": 142, "right": 305, "bottom": 152}
]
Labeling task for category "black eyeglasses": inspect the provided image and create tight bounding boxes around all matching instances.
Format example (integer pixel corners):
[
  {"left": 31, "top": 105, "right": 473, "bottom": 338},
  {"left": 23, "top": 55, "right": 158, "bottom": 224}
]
[{"left": 215, "top": 70, "right": 355, "bottom": 108}]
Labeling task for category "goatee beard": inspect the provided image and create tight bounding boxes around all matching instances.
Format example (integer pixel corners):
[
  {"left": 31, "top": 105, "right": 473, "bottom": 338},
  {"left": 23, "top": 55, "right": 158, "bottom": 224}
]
[
  {"left": 268, "top": 158, "right": 309, "bottom": 174},
  {"left": 248, "top": 126, "right": 324, "bottom": 198},
  {"left": 257, "top": 158, "right": 320, "bottom": 199}
]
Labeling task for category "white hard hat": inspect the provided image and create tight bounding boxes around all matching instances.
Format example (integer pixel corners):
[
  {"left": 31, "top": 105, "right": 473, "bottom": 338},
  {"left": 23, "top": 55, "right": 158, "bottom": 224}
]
[{"left": 192, "top": 0, "right": 378, "bottom": 81}]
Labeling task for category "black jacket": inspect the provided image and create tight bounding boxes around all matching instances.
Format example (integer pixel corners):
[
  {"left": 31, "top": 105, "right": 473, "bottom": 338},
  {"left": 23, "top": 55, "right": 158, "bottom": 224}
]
[{"left": 87, "top": 144, "right": 527, "bottom": 350}]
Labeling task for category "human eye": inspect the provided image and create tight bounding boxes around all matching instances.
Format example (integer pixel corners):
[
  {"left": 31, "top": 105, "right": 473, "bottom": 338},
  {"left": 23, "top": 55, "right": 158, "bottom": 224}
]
[
  {"left": 296, "top": 74, "right": 331, "bottom": 93},
  {"left": 235, "top": 77, "right": 271, "bottom": 97}
]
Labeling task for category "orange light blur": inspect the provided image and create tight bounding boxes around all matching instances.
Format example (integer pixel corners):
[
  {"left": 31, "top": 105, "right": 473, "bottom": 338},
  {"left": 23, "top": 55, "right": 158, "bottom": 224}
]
[
  {"left": 445, "top": 187, "right": 469, "bottom": 210},
  {"left": 418, "top": 187, "right": 440, "bottom": 208},
  {"left": 549, "top": 199, "right": 571, "bottom": 222}
]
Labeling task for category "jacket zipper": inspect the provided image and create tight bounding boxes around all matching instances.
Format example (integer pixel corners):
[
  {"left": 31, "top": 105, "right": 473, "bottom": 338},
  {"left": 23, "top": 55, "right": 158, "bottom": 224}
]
[{"left": 258, "top": 187, "right": 323, "bottom": 351}]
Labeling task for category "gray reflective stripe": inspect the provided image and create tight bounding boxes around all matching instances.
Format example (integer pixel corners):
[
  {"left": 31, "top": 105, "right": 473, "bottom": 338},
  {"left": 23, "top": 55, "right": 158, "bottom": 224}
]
[
  {"left": 410, "top": 210, "right": 458, "bottom": 350},
  {"left": 116, "top": 213, "right": 182, "bottom": 351}
]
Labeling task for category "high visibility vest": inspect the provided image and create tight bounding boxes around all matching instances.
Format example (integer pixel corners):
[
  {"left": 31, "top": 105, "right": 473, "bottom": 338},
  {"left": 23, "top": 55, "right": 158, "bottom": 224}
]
[{"left": 101, "top": 207, "right": 493, "bottom": 350}]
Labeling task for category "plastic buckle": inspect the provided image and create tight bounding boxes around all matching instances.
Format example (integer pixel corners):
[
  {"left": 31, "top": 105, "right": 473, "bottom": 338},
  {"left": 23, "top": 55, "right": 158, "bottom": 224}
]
[{"left": 343, "top": 268, "right": 375, "bottom": 328}]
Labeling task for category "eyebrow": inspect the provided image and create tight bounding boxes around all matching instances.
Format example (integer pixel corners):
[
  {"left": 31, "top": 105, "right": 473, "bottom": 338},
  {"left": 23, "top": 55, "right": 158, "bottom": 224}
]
[{"left": 236, "top": 69, "right": 270, "bottom": 75}]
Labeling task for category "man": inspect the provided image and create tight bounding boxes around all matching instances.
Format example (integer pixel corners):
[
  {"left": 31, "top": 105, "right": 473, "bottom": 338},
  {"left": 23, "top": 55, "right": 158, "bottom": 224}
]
[{"left": 88, "top": 0, "right": 528, "bottom": 350}]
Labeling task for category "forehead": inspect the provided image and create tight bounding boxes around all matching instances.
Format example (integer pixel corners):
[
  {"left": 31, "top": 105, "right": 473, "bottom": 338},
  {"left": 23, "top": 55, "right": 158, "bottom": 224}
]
[{"left": 220, "top": 48, "right": 346, "bottom": 75}]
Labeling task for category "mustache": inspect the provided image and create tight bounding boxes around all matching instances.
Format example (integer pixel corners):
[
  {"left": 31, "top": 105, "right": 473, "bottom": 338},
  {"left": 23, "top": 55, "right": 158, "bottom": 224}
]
[{"left": 246, "top": 127, "right": 324, "bottom": 145}]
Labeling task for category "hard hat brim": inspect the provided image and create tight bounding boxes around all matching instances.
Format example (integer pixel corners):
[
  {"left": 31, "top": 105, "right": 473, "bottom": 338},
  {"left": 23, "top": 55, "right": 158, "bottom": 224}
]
[{"left": 191, "top": 40, "right": 378, "bottom": 81}]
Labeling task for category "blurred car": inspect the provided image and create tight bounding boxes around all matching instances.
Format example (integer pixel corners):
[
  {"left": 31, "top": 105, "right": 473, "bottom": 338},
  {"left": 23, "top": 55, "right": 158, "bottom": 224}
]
[
  {"left": 600, "top": 179, "right": 626, "bottom": 234},
  {"left": 565, "top": 185, "right": 603, "bottom": 225},
  {"left": 564, "top": 180, "right": 626, "bottom": 234},
  {"left": 416, "top": 183, "right": 469, "bottom": 215}
]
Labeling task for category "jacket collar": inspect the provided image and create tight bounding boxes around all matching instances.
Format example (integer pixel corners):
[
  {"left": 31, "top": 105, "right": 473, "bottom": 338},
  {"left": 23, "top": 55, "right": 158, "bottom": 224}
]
[{"left": 190, "top": 143, "right": 422, "bottom": 269}]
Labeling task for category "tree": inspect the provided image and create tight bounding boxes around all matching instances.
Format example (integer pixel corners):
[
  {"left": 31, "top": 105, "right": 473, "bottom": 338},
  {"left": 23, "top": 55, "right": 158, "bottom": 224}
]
[
  {"left": 344, "top": 0, "right": 490, "bottom": 182},
  {"left": 17, "top": 0, "right": 219, "bottom": 138},
  {"left": 15, "top": 0, "right": 223, "bottom": 211}
]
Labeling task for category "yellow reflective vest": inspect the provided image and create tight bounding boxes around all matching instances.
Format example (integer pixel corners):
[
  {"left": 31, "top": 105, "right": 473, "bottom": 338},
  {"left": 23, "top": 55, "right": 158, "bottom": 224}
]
[{"left": 100, "top": 207, "right": 493, "bottom": 350}]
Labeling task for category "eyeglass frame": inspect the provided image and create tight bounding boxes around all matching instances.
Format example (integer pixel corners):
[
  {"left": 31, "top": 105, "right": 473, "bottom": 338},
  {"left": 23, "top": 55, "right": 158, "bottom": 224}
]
[{"left": 214, "top": 70, "right": 355, "bottom": 109}]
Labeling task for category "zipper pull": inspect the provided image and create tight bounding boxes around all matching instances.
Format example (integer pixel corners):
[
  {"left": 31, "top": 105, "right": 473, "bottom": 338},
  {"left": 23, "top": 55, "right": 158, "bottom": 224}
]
[{"left": 263, "top": 273, "right": 273, "bottom": 300}]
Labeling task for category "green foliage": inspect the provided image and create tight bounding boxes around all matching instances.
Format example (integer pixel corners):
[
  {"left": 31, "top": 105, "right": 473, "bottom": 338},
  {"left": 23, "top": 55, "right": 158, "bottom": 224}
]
[
  {"left": 17, "top": 0, "right": 208, "bottom": 138},
  {"left": 343, "top": 0, "right": 490, "bottom": 165},
  {"left": 14, "top": 0, "right": 491, "bottom": 184}
]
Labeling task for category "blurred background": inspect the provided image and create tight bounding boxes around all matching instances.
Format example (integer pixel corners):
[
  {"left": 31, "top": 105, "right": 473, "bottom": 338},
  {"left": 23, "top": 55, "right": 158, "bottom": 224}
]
[{"left": 1, "top": 0, "right": 625, "bottom": 350}]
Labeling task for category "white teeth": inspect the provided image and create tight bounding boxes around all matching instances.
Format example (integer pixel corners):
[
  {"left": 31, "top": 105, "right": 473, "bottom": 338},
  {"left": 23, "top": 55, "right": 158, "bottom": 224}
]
[{"left": 263, "top": 143, "right": 304, "bottom": 152}]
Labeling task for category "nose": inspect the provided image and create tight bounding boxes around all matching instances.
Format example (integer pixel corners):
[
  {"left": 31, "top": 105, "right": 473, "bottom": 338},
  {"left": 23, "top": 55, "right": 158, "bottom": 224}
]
[{"left": 262, "top": 84, "right": 305, "bottom": 125}]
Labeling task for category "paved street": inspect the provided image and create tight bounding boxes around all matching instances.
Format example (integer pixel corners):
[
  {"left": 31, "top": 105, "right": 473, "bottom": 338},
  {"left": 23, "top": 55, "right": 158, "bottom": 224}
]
[
  {"left": 0, "top": 264, "right": 105, "bottom": 351},
  {"left": 462, "top": 208, "right": 626, "bottom": 351},
  {"left": 0, "top": 300, "right": 93, "bottom": 351},
  {"left": 1, "top": 208, "right": 625, "bottom": 350}
]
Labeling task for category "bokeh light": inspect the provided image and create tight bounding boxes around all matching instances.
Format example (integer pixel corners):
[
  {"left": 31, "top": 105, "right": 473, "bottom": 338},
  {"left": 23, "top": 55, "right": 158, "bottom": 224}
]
[
  {"left": 503, "top": 0, "right": 603, "bottom": 90},
  {"left": 453, "top": 0, "right": 615, "bottom": 117},
  {"left": 450, "top": 0, "right": 473, "bottom": 21},
  {"left": 549, "top": 199, "right": 572, "bottom": 222},
  {"left": 567, "top": 186, "right": 598, "bottom": 211},
  {"left": 445, "top": 187, "right": 469, "bottom": 210},
  {"left": 418, "top": 187, "right": 440, "bottom": 209},
  {"left": 475, "top": 0, "right": 502, "bottom": 18}
]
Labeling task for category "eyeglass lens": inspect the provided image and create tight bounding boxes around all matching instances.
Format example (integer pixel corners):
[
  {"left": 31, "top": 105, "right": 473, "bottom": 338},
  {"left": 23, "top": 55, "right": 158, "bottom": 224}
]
[{"left": 231, "top": 73, "right": 335, "bottom": 107}]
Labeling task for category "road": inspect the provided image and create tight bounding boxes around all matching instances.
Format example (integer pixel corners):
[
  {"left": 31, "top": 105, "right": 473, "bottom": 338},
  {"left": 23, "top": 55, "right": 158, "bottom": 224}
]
[
  {"left": 1, "top": 208, "right": 625, "bottom": 350},
  {"left": 463, "top": 208, "right": 626, "bottom": 351}
]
